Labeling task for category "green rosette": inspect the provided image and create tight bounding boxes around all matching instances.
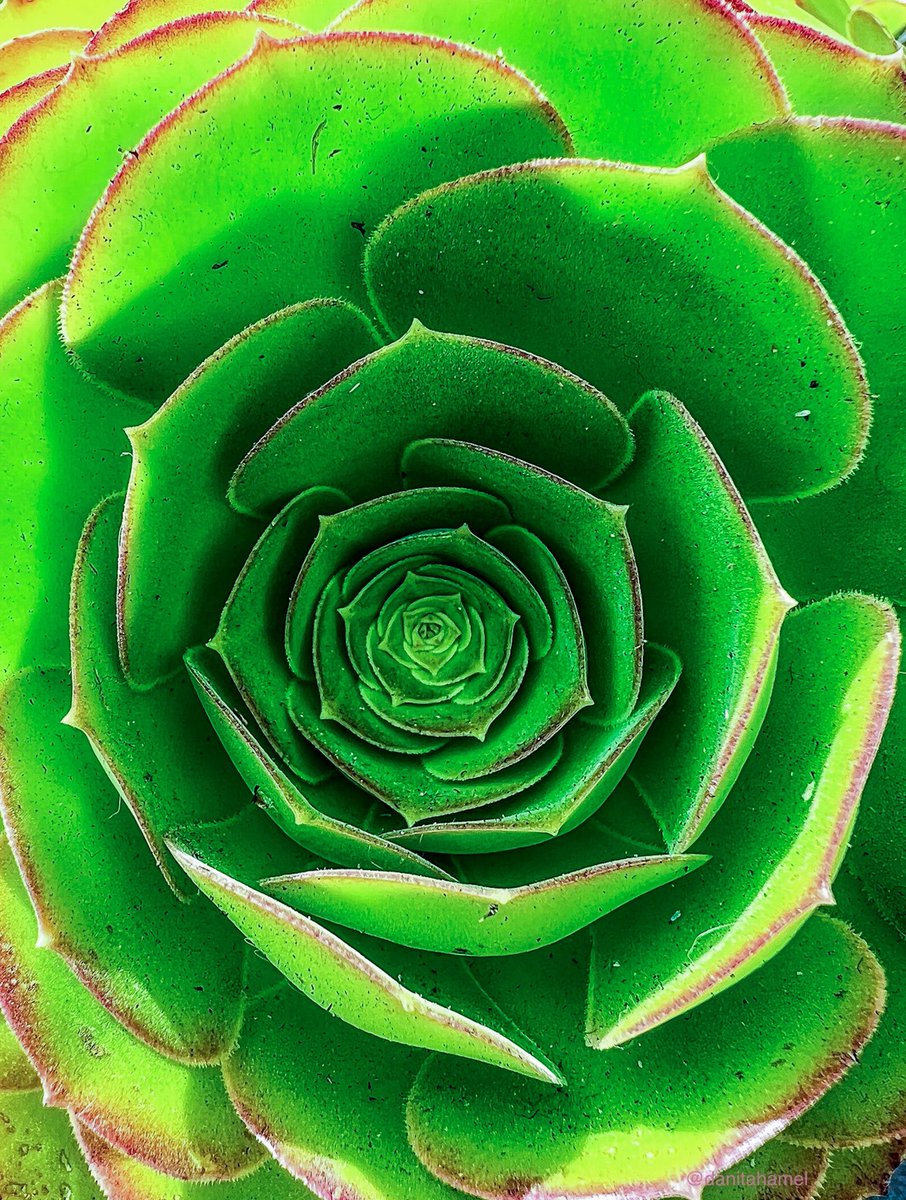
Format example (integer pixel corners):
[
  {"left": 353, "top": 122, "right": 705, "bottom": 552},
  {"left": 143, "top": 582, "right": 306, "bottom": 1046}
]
[{"left": 1, "top": 1, "right": 905, "bottom": 1198}]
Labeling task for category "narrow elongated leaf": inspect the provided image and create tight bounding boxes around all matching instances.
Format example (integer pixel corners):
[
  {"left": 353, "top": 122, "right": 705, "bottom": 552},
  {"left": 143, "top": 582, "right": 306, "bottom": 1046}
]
[
  {"left": 69, "top": 497, "right": 250, "bottom": 892},
  {"left": 63, "top": 33, "right": 572, "bottom": 400},
  {"left": 0, "top": 13, "right": 267, "bottom": 318},
  {"left": 0, "top": 838, "right": 264, "bottom": 1180},
  {"left": 407, "top": 916, "right": 884, "bottom": 1200},
  {"left": 170, "top": 846, "right": 561, "bottom": 1084},
  {"left": 585, "top": 593, "right": 899, "bottom": 1049},
  {"left": 609, "top": 390, "right": 794, "bottom": 851},
  {"left": 225, "top": 983, "right": 462, "bottom": 1200},
  {"left": 121, "top": 299, "right": 379, "bottom": 685},
  {"left": 265, "top": 849, "right": 705, "bottom": 956},
  {"left": 335, "top": 0, "right": 787, "bottom": 163},
  {"left": 366, "top": 157, "right": 869, "bottom": 500},
  {"left": 0, "top": 281, "right": 145, "bottom": 678},
  {"left": 0, "top": 667, "right": 245, "bottom": 1062}
]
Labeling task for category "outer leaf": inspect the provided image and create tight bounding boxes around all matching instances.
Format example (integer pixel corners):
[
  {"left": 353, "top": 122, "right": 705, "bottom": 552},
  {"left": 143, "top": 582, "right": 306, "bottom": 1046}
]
[
  {"left": 820, "top": 1144, "right": 906, "bottom": 1200},
  {"left": 224, "top": 983, "right": 462, "bottom": 1200},
  {"left": 586, "top": 593, "right": 899, "bottom": 1048},
  {"left": 334, "top": 0, "right": 787, "bottom": 164},
  {"left": 700, "top": 1142, "right": 827, "bottom": 1198},
  {"left": 0, "top": 12, "right": 268, "bottom": 318},
  {"left": 709, "top": 119, "right": 906, "bottom": 601},
  {"left": 230, "top": 323, "right": 631, "bottom": 518},
  {"left": 0, "top": 1002, "right": 37, "bottom": 1093},
  {"left": 69, "top": 497, "right": 250, "bottom": 892},
  {"left": 169, "top": 846, "right": 562, "bottom": 1084},
  {"left": 366, "top": 156, "right": 869, "bottom": 501},
  {"left": 0, "top": 838, "right": 264, "bottom": 1180},
  {"left": 786, "top": 871, "right": 906, "bottom": 1147},
  {"left": 0, "top": 0, "right": 121, "bottom": 37},
  {"left": 0, "top": 667, "right": 245, "bottom": 1063},
  {"left": 0, "top": 1090, "right": 103, "bottom": 1200},
  {"left": 62, "top": 33, "right": 572, "bottom": 401},
  {"left": 407, "top": 916, "right": 884, "bottom": 1200},
  {"left": 747, "top": 15, "right": 906, "bottom": 120},
  {"left": 847, "top": 618, "right": 906, "bottom": 927},
  {"left": 76, "top": 1122, "right": 314, "bottom": 1199},
  {"left": 0, "top": 281, "right": 145, "bottom": 678},
  {"left": 121, "top": 299, "right": 379, "bottom": 685},
  {"left": 263, "top": 850, "right": 706, "bottom": 956},
  {"left": 88, "top": 0, "right": 264, "bottom": 51},
  {"left": 0, "top": 28, "right": 91, "bottom": 91},
  {"left": 249, "top": 0, "right": 344, "bottom": 26},
  {"left": 0, "top": 64, "right": 67, "bottom": 133},
  {"left": 610, "top": 390, "right": 794, "bottom": 851}
]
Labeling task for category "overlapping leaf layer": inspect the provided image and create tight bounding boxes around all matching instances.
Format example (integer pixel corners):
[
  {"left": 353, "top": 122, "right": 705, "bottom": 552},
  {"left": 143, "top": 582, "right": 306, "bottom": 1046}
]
[{"left": 1, "top": 0, "right": 904, "bottom": 1198}]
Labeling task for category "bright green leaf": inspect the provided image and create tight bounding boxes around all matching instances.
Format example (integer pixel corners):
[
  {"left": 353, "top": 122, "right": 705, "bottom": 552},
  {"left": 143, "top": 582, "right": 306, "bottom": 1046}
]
[
  {"left": 710, "top": 118, "right": 906, "bottom": 602},
  {"left": 230, "top": 324, "right": 631, "bottom": 518},
  {"left": 0, "top": 1090, "right": 103, "bottom": 1200},
  {"left": 366, "top": 157, "right": 869, "bottom": 500},
  {"left": 335, "top": 0, "right": 787, "bottom": 163},
  {"left": 0, "top": 12, "right": 267, "bottom": 319},
  {"left": 121, "top": 298, "right": 379, "bottom": 685},
  {"left": 386, "top": 646, "right": 679, "bottom": 854},
  {"left": 62, "top": 34, "right": 571, "bottom": 400},
  {"left": 0, "top": 667, "right": 245, "bottom": 1063},
  {"left": 264, "top": 849, "right": 705, "bottom": 956},
  {"left": 224, "top": 983, "right": 461, "bottom": 1200},
  {"left": 0, "top": 281, "right": 145, "bottom": 679},
  {"left": 610, "top": 390, "right": 795, "bottom": 851},
  {"left": 586, "top": 593, "right": 899, "bottom": 1048},
  {"left": 408, "top": 915, "right": 883, "bottom": 1200},
  {"left": 68, "top": 496, "right": 250, "bottom": 892},
  {"left": 186, "top": 645, "right": 454, "bottom": 880},
  {"left": 0, "top": 838, "right": 264, "bottom": 1180}
]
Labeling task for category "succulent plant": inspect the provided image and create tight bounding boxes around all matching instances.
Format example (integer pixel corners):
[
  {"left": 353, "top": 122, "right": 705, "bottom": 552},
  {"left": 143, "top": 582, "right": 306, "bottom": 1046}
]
[{"left": 1, "top": 0, "right": 905, "bottom": 1198}]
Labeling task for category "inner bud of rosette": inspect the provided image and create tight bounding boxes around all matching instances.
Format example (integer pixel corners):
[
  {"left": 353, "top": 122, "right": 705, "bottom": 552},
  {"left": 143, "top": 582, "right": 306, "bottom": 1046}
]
[
  {"left": 172, "top": 326, "right": 658, "bottom": 859},
  {"left": 284, "top": 486, "right": 594, "bottom": 826}
]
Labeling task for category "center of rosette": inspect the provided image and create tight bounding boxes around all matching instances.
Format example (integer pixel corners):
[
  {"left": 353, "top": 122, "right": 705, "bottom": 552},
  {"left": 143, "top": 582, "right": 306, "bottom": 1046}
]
[{"left": 334, "top": 555, "right": 523, "bottom": 741}]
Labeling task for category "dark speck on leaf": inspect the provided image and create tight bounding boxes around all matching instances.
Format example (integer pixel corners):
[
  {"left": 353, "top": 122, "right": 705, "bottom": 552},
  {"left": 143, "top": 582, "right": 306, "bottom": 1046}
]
[
  {"left": 212, "top": 260, "right": 228, "bottom": 271},
  {"left": 351, "top": 221, "right": 366, "bottom": 237}
]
